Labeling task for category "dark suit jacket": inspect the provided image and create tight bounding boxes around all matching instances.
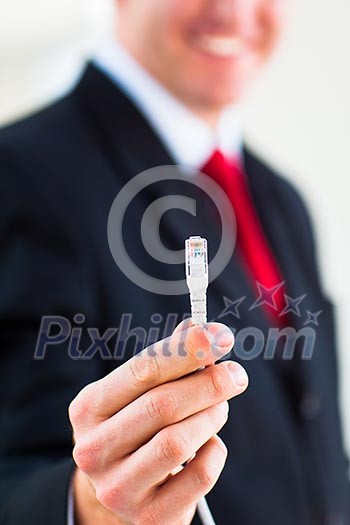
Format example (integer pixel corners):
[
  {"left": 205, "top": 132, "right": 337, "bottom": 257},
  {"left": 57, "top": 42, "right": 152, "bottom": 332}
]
[{"left": 0, "top": 64, "right": 349, "bottom": 525}]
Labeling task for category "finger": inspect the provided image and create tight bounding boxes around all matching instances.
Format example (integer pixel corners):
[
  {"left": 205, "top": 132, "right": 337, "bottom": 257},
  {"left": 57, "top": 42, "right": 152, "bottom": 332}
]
[
  {"left": 96, "top": 361, "right": 248, "bottom": 461},
  {"left": 70, "top": 322, "right": 234, "bottom": 427},
  {"left": 116, "top": 401, "right": 229, "bottom": 494},
  {"left": 172, "top": 317, "right": 194, "bottom": 334},
  {"left": 151, "top": 435, "right": 227, "bottom": 522}
]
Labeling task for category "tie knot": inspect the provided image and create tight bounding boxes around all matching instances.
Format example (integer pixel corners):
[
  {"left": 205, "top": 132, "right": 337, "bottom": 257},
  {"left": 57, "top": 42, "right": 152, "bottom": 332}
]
[{"left": 201, "top": 149, "right": 242, "bottom": 192}]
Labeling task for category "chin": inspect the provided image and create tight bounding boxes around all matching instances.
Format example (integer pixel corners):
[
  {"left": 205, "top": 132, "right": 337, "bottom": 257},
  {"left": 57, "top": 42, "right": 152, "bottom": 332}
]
[
  {"left": 210, "top": 83, "right": 246, "bottom": 106},
  {"left": 181, "top": 59, "right": 260, "bottom": 111},
  {"left": 185, "top": 78, "right": 250, "bottom": 112}
]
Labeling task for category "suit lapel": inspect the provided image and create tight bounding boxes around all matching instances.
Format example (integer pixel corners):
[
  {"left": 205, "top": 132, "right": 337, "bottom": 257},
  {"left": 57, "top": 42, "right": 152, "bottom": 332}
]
[{"left": 73, "top": 64, "right": 173, "bottom": 181}]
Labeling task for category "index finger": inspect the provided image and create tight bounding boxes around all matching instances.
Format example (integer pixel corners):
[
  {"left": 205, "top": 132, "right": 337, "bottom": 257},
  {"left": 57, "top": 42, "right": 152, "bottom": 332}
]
[{"left": 85, "top": 321, "right": 234, "bottom": 422}]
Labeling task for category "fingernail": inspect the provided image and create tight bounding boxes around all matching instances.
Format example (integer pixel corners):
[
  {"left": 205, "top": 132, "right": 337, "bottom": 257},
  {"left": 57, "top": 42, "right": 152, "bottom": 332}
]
[
  {"left": 218, "top": 401, "right": 229, "bottom": 414},
  {"left": 205, "top": 323, "right": 234, "bottom": 349},
  {"left": 227, "top": 362, "right": 249, "bottom": 388}
]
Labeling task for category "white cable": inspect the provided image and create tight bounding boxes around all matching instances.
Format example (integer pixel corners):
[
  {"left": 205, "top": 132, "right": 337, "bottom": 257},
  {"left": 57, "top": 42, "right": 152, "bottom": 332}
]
[
  {"left": 185, "top": 236, "right": 217, "bottom": 525},
  {"left": 185, "top": 236, "right": 208, "bottom": 325},
  {"left": 197, "top": 497, "right": 217, "bottom": 525}
]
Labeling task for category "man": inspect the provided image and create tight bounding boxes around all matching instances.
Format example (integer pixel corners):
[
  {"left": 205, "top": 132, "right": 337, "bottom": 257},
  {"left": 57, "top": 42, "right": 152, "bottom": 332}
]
[{"left": 0, "top": 1, "right": 349, "bottom": 524}]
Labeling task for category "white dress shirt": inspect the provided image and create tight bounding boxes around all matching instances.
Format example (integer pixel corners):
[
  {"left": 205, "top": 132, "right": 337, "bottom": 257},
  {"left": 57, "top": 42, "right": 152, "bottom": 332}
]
[{"left": 68, "top": 39, "right": 242, "bottom": 525}]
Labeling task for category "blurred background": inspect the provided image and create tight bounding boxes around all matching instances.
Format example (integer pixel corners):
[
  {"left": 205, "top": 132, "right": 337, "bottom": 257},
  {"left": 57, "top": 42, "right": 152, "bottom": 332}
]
[{"left": 1, "top": 0, "right": 349, "bottom": 450}]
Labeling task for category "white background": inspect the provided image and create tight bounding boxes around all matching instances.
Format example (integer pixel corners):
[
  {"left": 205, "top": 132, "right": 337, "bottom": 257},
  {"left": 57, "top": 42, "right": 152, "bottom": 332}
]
[{"left": 0, "top": 0, "right": 349, "bottom": 450}]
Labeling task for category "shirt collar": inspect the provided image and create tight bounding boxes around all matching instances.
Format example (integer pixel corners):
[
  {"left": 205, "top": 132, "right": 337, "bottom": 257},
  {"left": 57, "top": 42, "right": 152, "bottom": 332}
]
[{"left": 93, "top": 39, "right": 242, "bottom": 170}]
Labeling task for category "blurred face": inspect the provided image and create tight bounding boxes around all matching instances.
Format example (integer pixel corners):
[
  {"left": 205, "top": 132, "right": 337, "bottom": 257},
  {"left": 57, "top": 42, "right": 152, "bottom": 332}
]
[{"left": 116, "top": 0, "right": 287, "bottom": 124}]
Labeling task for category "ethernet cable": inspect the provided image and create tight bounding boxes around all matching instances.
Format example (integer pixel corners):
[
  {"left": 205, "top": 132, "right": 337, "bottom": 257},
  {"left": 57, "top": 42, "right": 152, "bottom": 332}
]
[
  {"left": 185, "top": 236, "right": 216, "bottom": 525},
  {"left": 185, "top": 236, "right": 208, "bottom": 325}
]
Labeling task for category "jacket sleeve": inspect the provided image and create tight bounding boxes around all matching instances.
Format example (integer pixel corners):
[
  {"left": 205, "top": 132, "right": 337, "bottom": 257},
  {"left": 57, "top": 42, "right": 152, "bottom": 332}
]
[
  {"left": 0, "top": 142, "right": 103, "bottom": 524},
  {"left": 272, "top": 164, "right": 350, "bottom": 514},
  {"left": 1, "top": 460, "right": 75, "bottom": 525}
]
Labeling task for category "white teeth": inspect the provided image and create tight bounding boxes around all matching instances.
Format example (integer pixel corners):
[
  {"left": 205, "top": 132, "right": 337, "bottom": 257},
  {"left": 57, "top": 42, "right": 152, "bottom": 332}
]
[{"left": 194, "top": 35, "right": 244, "bottom": 58}]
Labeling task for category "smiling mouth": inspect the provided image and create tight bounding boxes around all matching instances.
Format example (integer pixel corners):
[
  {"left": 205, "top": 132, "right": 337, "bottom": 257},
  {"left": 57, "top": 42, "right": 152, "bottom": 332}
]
[{"left": 192, "top": 34, "right": 246, "bottom": 59}]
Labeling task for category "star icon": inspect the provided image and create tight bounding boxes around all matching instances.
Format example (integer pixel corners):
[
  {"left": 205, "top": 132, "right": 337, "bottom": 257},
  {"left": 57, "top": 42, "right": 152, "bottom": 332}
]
[
  {"left": 218, "top": 296, "right": 246, "bottom": 320},
  {"left": 304, "top": 310, "right": 322, "bottom": 326},
  {"left": 249, "top": 281, "right": 285, "bottom": 311},
  {"left": 279, "top": 294, "right": 307, "bottom": 317}
]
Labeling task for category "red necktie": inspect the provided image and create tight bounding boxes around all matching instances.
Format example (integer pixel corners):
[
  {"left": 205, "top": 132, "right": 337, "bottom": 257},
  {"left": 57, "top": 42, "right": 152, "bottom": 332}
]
[{"left": 201, "top": 150, "right": 286, "bottom": 326}]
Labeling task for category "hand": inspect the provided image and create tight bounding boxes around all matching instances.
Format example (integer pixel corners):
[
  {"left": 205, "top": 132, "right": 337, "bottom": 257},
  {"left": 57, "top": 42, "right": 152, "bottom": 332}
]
[{"left": 69, "top": 319, "right": 249, "bottom": 525}]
